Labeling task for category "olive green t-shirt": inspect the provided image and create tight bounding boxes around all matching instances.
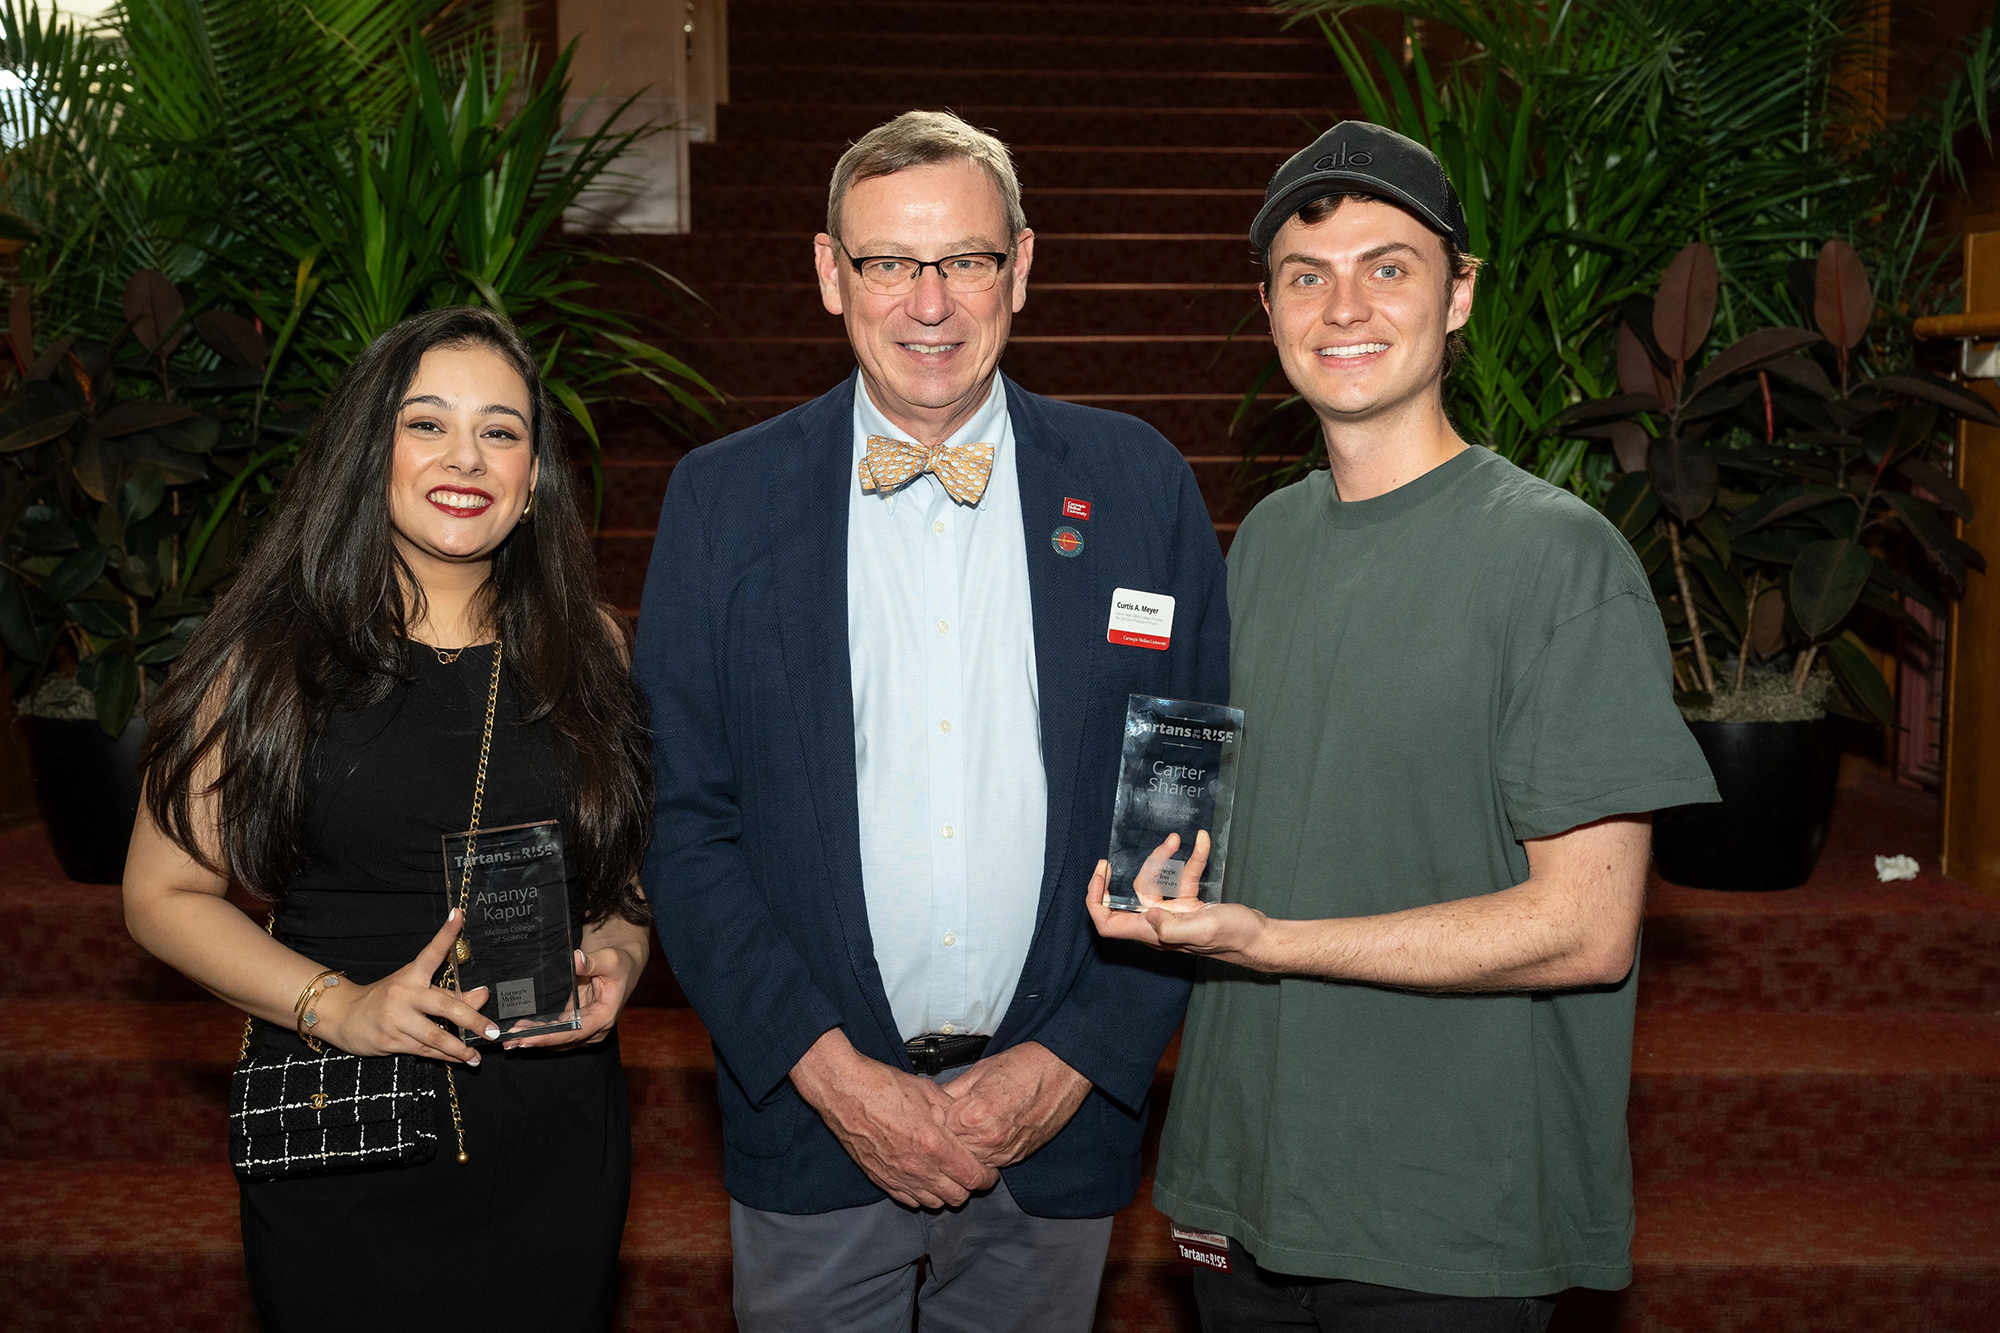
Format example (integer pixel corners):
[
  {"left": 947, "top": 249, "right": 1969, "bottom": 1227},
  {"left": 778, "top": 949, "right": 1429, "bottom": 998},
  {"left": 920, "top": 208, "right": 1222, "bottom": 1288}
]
[{"left": 1152, "top": 447, "right": 1717, "bottom": 1297}]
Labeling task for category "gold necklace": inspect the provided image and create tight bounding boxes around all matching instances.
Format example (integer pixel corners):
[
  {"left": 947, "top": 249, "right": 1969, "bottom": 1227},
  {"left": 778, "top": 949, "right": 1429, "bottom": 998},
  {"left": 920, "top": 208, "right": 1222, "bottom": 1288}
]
[{"left": 432, "top": 640, "right": 497, "bottom": 665}]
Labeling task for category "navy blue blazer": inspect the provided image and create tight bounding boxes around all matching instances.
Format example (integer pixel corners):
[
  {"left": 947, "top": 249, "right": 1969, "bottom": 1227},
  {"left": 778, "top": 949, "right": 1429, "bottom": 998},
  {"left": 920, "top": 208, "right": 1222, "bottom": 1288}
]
[{"left": 634, "top": 376, "right": 1229, "bottom": 1217}]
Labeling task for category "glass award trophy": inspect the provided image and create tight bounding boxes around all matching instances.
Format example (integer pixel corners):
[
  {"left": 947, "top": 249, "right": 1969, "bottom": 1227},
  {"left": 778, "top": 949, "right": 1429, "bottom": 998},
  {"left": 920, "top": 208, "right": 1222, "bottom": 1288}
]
[
  {"left": 1105, "top": 694, "right": 1244, "bottom": 911},
  {"left": 440, "top": 819, "right": 582, "bottom": 1042}
]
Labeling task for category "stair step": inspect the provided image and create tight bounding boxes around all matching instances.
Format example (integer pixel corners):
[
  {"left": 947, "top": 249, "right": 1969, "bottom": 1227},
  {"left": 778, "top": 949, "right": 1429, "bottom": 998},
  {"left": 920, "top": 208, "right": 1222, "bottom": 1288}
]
[
  {"left": 728, "top": 33, "right": 1337, "bottom": 76},
  {"left": 587, "top": 454, "right": 1278, "bottom": 532},
  {"left": 0, "top": 861, "right": 214, "bottom": 1002},
  {"left": 592, "top": 333, "right": 1281, "bottom": 429},
  {"left": 5, "top": 1161, "right": 1995, "bottom": 1333},
  {"left": 0, "top": 1162, "right": 254, "bottom": 1333},
  {"left": 0, "top": 1159, "right": 1179, "bottom": 1332},
  {"left": 692, "top": 187, "right": 1272, "bottom": 237},
  {"left": 6, "top": 788, "right": 1991, "bottom": 1011},
  {"left": 716, "top": 102, "right": 1338, "bottom": 150},
  {"left": 730, "top": 2, "right": 1316, "bottom": 41},
  {"left": 690, "top": 141, "right": 1295, "bottom": 189},
  {"left": 0, "top": 1005, "right": 1107, "bottom": 1172},
  {"left": 10, "top": 999, "right": 1995, "bottom": 1188},
  {"left": 0, "top": 1004, "right": 722, "bottom": 1168},
  {"left": 1557, "top": 1179, "right": 2000, "bottom": 1333},
  {"left": 1638, "top": 782, "right": 2000, "bottom": 1013},
  {"left": 549, "top": 276, "right": 1269, "bottom": 347},
  {"left": 699, "top": 283, "right": 1266, "bottom": 338},
  {"left": 1626, "top": 1011, "right": 2000, "bottom": 1182},
  {"left": 728, "top": 65, "right": 1349, "bottom": 110},
  {"left": 666, "top": 334, "right": 1277, "bottom": 400},
  {"left": 597, "top": 393, "right": 1294, "bottom": 462},
  {"left": 642, "top": 231, "right": 1257, "bottom": 287},
  {"left": 0, "top": 854, "right": 687, "bottom": 1005}
]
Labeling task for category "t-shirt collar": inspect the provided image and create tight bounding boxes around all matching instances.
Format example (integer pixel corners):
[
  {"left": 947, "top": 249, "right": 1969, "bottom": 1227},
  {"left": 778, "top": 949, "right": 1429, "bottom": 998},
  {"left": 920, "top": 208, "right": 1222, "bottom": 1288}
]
[{"left": 1318, "top": 445, "right": 1488, "bottom": 530}]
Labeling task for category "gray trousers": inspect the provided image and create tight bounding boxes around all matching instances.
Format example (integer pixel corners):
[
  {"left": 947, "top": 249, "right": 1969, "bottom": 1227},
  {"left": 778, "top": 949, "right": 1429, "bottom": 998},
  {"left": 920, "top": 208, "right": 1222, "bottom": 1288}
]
[
  {"left": 729, "top": 1074, "right": 1115, "bottom": 1333},
  {"left": 730, "top": 1177, "right": 1113, "bottom": 1333}
]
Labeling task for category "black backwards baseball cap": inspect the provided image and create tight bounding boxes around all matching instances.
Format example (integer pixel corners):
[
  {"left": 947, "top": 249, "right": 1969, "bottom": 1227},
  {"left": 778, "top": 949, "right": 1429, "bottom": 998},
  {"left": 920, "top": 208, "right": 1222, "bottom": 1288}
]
[{"left": 1250, "top": 121, "right": 1469, "bottom": 256}]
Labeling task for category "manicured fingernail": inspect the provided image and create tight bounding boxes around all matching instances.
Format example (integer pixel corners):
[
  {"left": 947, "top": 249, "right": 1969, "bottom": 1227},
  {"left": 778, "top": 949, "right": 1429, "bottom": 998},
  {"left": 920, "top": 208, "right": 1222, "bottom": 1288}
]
[
  {"left": 448, "top": 908, "right": 458, "bottom": 921},
  {"left": 467, "top": 1054, "right": 480, "bottom": 1066},
  {"left": 485, "top": 1025, "right": 500, "bottom": 1039}
]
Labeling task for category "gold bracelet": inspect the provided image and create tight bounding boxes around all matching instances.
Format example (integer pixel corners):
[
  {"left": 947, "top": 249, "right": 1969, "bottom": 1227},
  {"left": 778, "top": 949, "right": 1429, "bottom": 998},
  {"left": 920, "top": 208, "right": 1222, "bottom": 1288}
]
[{"left": 294, "top": 969, "right": 345, "bottom": 1052}]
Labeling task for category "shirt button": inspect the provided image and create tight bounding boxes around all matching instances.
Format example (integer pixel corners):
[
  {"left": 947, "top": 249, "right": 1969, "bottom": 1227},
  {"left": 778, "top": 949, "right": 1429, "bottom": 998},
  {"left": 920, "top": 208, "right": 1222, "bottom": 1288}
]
[
  {"left": 943, "top": 932, "right": 956, "bottom": 947},
  {"left": 941, "top": 1022, "right": 955, "bottom": 1034},
  {"left": 933, "top": 520, "right": 945, "bottom": 534},
  {"left": 942, "top": 824, "right": 955, "bottom": 839},
  {"left": 939, "top": 719, "right": 951, "bottom": 733},
  {"left": 936, "top": 619, "right": 949, "bottom": 634}
]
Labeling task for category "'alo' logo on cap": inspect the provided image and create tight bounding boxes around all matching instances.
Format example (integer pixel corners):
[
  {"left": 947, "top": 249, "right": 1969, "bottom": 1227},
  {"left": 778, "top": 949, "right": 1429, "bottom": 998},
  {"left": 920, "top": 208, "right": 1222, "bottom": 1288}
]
[{"left": 1313, "top": 144, "right": 1373, "bottom": 169}]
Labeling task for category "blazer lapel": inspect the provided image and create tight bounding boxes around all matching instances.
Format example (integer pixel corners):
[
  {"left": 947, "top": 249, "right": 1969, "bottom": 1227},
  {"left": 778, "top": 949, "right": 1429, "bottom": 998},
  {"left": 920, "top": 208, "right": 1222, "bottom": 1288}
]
[
  {"left": 768, "top": 379, "right": 898, "bottom": 1030},
  {"left": 1007, "top": 380, "right": 1101, "bottom": 945}
]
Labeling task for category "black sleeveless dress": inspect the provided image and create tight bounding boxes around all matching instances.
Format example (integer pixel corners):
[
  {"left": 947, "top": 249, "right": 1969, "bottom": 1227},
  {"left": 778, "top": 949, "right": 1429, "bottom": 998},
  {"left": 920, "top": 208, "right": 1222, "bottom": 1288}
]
[{"left": 238, "top": 645, "right": 631, "bottom": 1332}]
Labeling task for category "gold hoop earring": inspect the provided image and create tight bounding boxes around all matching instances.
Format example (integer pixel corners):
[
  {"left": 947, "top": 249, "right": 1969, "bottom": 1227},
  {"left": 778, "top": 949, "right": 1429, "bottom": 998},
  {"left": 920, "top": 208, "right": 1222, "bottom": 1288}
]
[{"left": 519, "top": 489, "right": 535, "bottom": 522}]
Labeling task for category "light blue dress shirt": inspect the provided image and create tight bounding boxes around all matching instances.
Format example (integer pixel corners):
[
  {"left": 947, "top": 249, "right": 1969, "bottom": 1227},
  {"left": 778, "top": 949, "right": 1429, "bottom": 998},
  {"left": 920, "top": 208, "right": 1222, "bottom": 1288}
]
[{"left": 847, "top": 371, "right": 1047, "bottom": 1041}]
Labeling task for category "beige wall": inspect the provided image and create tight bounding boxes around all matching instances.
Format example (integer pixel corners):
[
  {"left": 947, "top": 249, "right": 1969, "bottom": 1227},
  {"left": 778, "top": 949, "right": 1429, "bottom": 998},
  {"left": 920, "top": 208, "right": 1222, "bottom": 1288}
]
[{"left": 558, "top": 0, "right": 728, "bottom": 235}]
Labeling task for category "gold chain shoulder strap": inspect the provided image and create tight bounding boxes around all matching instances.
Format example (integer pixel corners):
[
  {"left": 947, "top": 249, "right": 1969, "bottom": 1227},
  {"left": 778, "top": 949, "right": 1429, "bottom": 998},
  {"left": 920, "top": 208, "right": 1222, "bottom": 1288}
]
[
  {"left": 237, "top": 914, "right": 276, "bottom": 1061},
  {"left": 439, "top": 638, "right": 504, "bottom": 1163},
  {"left": 234, "top": 639, "right": 504, "bottom": 1166},
  {"left": 447, "top": 638, "right": 504, "bottom": 969}
]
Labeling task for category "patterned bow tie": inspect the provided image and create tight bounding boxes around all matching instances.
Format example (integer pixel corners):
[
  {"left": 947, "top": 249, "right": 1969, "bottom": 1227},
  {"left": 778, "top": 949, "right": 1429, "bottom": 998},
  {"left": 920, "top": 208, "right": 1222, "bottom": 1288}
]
[{"left": 858, "top": 434, "right": 995, "bottom": 507}]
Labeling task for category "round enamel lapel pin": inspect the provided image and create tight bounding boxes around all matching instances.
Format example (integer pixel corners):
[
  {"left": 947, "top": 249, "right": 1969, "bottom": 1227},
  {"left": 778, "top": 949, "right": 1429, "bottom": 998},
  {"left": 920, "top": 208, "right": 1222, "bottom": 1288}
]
[{"left": 1051, "top": 526, "right": 1084, "bottom": 557}]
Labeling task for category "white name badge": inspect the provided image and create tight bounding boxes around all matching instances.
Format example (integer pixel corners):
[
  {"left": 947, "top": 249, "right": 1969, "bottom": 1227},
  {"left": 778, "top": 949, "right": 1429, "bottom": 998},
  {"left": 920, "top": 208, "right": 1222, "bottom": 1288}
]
[{"left": 1107, "top": 588, "right": 1174, "bottom": 650}]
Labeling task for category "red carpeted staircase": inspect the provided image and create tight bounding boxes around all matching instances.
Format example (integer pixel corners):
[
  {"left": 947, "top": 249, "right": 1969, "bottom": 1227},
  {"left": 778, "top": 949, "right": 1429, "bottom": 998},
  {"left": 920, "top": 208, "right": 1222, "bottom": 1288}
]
[
  {"left": 6, "top": 3, "right": 2000, "bottom": 1330},
  {"left": 2, "top": 780, "right": 1996, "bottom": 1330},
  {"left": 587, "top": 0, "right": 1345, "bottom": 605}
]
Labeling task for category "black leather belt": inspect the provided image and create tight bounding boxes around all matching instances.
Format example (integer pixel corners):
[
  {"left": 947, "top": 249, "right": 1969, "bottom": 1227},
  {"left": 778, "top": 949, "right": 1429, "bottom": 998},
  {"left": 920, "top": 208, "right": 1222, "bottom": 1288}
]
[{"left": 905, "top": 1032, "right": 990, "bottom": 1076}]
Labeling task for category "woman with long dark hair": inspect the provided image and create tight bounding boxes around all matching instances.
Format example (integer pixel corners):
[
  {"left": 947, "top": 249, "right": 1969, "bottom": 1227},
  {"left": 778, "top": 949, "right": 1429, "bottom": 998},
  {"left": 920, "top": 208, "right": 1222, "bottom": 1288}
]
[{"left": 124, "top": 307, "right": 653, "bottom": 1331}]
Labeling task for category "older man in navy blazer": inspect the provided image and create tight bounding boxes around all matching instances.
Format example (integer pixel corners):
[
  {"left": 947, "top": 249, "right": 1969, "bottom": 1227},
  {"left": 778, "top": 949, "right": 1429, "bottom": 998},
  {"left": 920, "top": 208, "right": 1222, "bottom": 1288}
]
[{"left": 636, "top": 110, "right": 1229, "bottom": 1333}]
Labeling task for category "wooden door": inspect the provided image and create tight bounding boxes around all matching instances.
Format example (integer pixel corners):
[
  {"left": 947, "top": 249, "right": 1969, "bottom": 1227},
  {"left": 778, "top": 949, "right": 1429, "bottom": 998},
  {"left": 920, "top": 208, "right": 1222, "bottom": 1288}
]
[{"left": 1941, "top": 227, "right": 2000, "bottom": 892}]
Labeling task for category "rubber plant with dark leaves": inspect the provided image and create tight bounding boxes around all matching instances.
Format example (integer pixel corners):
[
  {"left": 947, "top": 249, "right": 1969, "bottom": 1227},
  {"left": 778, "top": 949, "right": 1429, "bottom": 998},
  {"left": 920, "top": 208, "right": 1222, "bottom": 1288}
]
[
  {"left": 0, "top": 271, "right": 266, "bottom": 735},
  {"left": 1558, "top": 239, "right": 1996, "bottom": 726}
]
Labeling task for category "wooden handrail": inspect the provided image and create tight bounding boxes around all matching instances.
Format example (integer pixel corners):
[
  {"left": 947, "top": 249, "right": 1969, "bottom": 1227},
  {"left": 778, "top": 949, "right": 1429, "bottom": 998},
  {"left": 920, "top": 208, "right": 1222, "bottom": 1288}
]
[{"left": 1914, "top": 311, "right": 2000, "bottom": 339}]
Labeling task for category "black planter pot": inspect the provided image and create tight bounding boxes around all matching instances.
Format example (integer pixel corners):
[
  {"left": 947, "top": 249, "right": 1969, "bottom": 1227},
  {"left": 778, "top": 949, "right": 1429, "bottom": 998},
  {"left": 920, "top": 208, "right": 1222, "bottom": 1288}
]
[
  {"left": 23, "top": 715, "right": 146, "bottom": 885},
  {"left": 1653, "top": 717, "right": 1841, "bottom": 891}
]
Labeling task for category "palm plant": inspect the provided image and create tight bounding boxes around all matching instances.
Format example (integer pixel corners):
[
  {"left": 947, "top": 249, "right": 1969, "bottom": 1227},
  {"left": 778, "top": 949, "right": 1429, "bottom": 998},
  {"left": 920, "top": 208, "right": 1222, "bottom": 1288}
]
[
  {"left": 196, "top": 29, "right": 717, "bottom": 547},
  {"left": 1236, "top": 11, "right": 1676, "bottom": 488},
  {"left": 1242, "top": 0, "right": 2000, "bottom": 496},
  {"left": 0, "top": 0, "right": 717, "bottom": 732},
  {"left": 0, "top": 0, "right": 465, "bottom": 331}
]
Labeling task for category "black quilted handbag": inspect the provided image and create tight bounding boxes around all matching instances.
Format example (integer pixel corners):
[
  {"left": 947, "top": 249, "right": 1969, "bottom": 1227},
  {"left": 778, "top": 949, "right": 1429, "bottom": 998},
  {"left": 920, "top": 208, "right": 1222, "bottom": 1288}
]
[{"left": 229, "top": 1033, "right": 441, "bottom": 1182}]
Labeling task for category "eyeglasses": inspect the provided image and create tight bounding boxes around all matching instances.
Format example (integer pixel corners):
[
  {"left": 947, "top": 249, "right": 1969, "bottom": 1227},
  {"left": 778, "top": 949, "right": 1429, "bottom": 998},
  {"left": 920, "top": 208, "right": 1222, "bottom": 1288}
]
[{"left": 837, "top": 242, "right": 1011, "bottom": 295}]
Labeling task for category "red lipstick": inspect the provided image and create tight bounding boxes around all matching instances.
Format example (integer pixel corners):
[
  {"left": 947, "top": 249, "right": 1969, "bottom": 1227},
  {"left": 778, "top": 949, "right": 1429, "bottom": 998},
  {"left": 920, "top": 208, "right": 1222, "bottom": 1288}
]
[{"left": 425, "top": 485, "right": 495, "bottom": 517}]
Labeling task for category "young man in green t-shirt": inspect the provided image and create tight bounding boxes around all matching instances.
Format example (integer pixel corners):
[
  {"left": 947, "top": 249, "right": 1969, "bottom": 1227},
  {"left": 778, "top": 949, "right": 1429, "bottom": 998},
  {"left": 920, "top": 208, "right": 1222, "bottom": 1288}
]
[{"left": 1088, "top": 123, "right": 1718, "bottom": 1330}]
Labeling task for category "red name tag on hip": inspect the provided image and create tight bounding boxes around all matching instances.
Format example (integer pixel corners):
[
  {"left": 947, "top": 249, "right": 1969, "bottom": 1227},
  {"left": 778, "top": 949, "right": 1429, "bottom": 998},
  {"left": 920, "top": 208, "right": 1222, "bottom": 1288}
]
[{"left": 1171, "top": 1223, "right": 1231, "bottom": 1271}]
